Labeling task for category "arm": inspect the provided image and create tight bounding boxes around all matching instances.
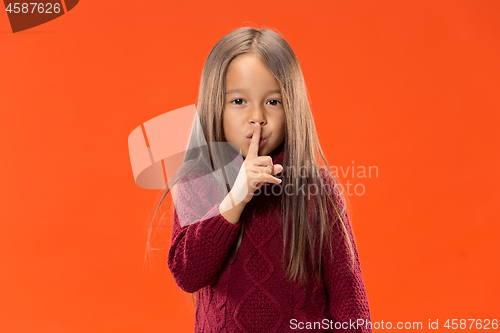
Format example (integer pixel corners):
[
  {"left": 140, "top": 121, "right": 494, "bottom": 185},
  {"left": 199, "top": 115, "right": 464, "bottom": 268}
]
[
  {"left": 321, "top": 170, "right": 372, "bottom": 332},
  {"left": 167, "top": 169, "right": 242, "bottom": 293}
]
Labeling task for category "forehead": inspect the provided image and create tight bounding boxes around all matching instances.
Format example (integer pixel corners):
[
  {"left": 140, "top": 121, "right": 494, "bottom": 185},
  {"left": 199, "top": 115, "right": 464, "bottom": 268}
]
[{"left": 225, "top": 54, "right": 280, "bottom": 93}]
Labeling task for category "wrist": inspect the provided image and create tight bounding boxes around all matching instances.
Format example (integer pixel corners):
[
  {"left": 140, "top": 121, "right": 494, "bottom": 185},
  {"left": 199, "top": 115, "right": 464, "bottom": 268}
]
[
  {"left": 223, "top": 191, "right": 246, "bottom": 210},
  {"left": 219, "top": 192, "right": 245, "bottom": 224}
]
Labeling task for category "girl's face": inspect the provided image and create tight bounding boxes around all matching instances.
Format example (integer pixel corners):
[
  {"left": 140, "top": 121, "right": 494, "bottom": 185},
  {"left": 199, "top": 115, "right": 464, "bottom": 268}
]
[{"left": 222, "top": 54, "right": 285, "bottom": 158}]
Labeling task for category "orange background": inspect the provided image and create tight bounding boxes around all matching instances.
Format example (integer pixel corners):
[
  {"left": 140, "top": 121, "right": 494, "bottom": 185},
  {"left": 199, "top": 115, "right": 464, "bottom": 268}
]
[{"left": 1, "top": 0, "right": 499, "bottom": 332}]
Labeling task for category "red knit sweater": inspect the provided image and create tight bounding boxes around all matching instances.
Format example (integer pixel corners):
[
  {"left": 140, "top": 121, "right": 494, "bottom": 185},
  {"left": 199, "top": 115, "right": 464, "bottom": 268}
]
[{"left": 168, "top": 147, "right": 372, "bottom": 332}]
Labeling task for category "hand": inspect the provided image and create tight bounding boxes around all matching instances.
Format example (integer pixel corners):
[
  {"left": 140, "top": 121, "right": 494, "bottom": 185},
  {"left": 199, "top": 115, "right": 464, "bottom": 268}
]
[{"left": 229, "top": 122, "right": 283, "bottom": 207}]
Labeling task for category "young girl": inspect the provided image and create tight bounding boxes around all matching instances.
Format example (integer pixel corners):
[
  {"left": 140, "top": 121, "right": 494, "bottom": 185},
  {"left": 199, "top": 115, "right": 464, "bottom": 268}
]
[{"left": 149, "top": 27, "right": 372, "bottom": 332}]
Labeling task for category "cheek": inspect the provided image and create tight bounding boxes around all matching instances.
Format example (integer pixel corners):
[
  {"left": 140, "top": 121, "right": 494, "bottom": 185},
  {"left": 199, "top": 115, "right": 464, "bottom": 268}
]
[
  {"left": 222, "top": 115, "right": 237, "bottom": 141},
  {"left": 222, "top": 110, "right": 232, "bottom": 128}
]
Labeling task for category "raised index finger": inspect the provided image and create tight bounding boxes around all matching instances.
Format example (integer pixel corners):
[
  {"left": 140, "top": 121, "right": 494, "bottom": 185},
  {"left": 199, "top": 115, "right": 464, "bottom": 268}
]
[{"left": 246, "top": 122, "right": 261, "bottom": 159}]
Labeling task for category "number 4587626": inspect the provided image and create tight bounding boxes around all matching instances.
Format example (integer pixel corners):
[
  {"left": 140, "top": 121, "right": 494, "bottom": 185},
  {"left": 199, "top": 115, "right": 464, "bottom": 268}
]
[
  {"left": 444, "top": 319, "right": 498, "bottom": 329},
  {"left": 6, "top": 3, "right": 62, "bottom": 14}
]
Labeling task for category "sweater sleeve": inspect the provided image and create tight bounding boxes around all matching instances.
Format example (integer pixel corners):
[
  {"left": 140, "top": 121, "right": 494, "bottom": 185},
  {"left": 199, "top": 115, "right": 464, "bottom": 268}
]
[
  {"left": 167, "top": 166, "right": 242, "bottom": 293},
  {"left": 320, "top": 169, "right": 372, "bottom": 332}
]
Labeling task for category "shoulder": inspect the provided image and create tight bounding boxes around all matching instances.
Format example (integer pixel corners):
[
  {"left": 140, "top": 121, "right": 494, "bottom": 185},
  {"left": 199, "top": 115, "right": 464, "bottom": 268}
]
[
  {"left": 172, "top": 160, "right": 216, "bottom": 200},
  {"left": 177, "top": 159, "right": 215, "bottom": 184},
  {"left": 318, "top": 167, "right": 341, "bottom": 198},
  {"left": 318, "top": 167, "right": 334, "bottom": 185},
  {"left": 171, "top": 160, "right": 225, "bottom": 224}
]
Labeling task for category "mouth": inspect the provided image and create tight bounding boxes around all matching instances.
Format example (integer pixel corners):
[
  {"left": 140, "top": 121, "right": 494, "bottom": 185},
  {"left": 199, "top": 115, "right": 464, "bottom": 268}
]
[
  {"left": 246, "top": 131, "right": 266, "bottom": 140},
  {"left": 247, "top": 137, "right": 266, "bottom": 147}
]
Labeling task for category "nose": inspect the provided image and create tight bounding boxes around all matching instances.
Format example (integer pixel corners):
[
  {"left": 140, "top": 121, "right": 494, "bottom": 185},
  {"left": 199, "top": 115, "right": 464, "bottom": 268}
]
[{"left": 249, "top": 105, "right": 266, "bottom": 126}]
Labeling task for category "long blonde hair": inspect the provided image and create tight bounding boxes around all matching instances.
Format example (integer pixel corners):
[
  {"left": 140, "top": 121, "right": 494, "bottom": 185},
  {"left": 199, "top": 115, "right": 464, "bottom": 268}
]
[{"left": 145, "top": 26, "right": 356, "bottom": 306}]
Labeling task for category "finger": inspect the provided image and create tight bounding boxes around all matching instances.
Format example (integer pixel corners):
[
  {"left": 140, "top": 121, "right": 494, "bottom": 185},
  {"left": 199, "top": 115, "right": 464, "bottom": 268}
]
[
  {"left": 256, "top": 164, "right": 275, "bottom": 176},
  {"left": 265, "top": 174, "right": 282, "bottom": 184},
  {"left": 256, "top": 167, "right": 282, "bottom": 184},
  {"left": 251, "top": 156, "right": 273, "bottom": 169},
  {"left": 246, "top": 122, "right": 261, "bottom": 159},
  {"left": 252, "top": 161, "right": 281, "bottom": 180},
  {"left": 273, "top": 164, "right": 283, "bottom": 175},
  {"left": 259, "top": 161, "right": 282, "bottom": 175}
]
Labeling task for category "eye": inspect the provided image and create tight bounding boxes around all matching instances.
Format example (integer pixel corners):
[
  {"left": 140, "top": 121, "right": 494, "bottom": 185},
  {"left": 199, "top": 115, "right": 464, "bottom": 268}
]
[
  {"left": 231, "top": 98, "right": 245, "bottom": 105},
  {"left": 268, "top": 99, "right": 282, "bottom": 106}
]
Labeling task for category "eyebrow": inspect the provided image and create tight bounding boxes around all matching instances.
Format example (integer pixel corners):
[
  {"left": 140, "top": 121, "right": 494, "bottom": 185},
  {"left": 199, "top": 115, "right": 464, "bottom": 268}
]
[{"left": 225, "top": 88, "right": 281, "bottom": 95}]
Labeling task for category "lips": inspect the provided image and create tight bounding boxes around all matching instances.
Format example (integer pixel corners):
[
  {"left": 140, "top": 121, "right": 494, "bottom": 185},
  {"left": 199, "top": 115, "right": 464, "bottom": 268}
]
[
  {"left": 246, "top": 131, "right": 266, "bottom": 140},
  {"left": 247, "top": 137, "right": 266, "bottom": 147}
]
